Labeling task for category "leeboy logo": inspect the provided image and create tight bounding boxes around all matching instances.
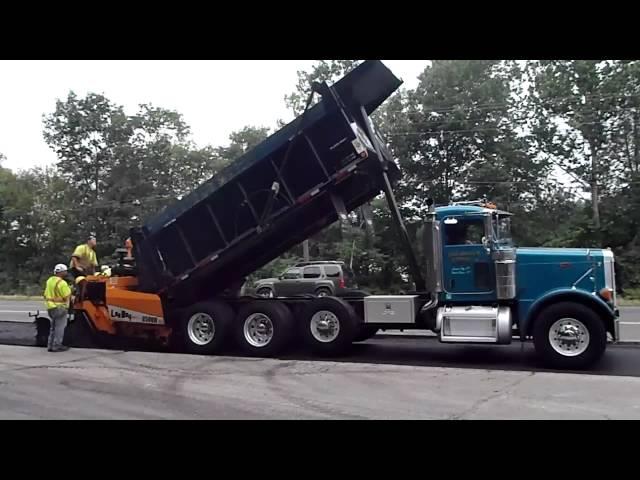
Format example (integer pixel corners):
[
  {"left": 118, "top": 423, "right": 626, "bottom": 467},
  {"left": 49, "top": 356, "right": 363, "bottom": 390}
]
[{"left": 110, "top": 309, "right": 132, "bottom": 320}]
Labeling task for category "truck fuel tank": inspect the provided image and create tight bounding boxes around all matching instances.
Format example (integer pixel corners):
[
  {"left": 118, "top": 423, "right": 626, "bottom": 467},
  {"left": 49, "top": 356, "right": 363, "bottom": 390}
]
[{"left": 436, "top": 305, "right": 512, "bottom": 344}]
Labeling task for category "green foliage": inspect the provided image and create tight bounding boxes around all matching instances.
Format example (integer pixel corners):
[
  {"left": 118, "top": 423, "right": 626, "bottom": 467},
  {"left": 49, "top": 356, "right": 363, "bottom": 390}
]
[
  {"left": 284, "top": 60, "right": 362, "bottom": 115},
  {"left": 1, "top": 91, "right": 272, "bottom": 293}
]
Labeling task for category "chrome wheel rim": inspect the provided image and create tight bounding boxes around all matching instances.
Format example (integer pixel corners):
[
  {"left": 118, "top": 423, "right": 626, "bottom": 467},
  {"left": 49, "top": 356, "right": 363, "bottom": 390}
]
[
  {"left": 187, "top": 313, "right": 215, "bottom": 346},
  {"left": 310, "top": 310, "right": 340, "bottom": 343},
  {"left": 549, "top": 318, "right": 590, "bottom": 357},
  {"left": 316, "top": 290, "right": 329, "bottom": 297},
  {"left": 258, "top": 288, "right": 273, "bottom": 298},
  {"left": 244, "top": 313, "right": 274, "bottom": 347}
]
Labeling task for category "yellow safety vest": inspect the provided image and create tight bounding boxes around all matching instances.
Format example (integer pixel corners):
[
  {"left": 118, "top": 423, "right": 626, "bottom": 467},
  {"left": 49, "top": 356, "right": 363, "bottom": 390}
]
[
  {"left": 70, "top": 244, "right": 98, "bottom": 270},
  {"left": 43, "top": 276, "right": 71, "bottom": 310}
]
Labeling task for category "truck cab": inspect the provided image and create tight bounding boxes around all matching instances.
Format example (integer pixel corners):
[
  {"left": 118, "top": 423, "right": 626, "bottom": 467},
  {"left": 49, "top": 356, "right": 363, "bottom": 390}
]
[{"left": 418, "top": 200, "right": 619, "bottom": 368}]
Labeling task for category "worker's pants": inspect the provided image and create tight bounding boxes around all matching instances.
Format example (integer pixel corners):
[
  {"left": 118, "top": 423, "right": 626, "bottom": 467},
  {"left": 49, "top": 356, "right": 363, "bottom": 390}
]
[{"left": 47, "top": 307, "right": 68, "bottom": 350}]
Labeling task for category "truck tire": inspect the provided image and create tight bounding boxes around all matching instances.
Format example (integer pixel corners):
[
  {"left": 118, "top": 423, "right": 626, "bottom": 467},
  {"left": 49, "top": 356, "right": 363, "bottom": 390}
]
[
  {"left": 179, "top": 301, "right": 233, "bottom": 355},
  {"left": 533, "top": 301, "right": 607, "bottom": 370},
  {"left": 300, "top": 297, "right": 358, "bottom": 356},
  {"left": 235, "top": 301, "right": 293, "bottom": 357},
  {"left": 353, "top": 325, "right": 379, "bottom": 342},
  {"left": 315, "top": 287, "right": 332, "bottom": 297}
]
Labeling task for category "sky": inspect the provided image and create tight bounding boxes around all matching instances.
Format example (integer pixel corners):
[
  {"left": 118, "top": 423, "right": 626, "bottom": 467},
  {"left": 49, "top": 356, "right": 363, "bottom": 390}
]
[{"left": 0, "top": 60, "right": 428, "bottom": 172}]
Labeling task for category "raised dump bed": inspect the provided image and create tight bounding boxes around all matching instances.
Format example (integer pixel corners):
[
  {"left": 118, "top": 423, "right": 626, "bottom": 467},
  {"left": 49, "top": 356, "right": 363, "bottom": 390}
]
[{"left": 130, "top": 60, "right": 402, "bottom": 302}]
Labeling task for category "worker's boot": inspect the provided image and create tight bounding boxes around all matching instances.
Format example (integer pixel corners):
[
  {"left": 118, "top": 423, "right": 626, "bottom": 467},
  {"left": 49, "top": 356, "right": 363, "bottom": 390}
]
[{"left": 49, "top": 346, "right": 70, "bottom": 352}]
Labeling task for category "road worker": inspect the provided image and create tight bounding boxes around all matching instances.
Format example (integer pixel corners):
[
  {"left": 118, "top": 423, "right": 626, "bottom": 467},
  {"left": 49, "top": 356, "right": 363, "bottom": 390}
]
[
  {"left": 43, "top": 264, "right": 72, "bottom": 352},
  {"left": 70, "top": 235, "right": 99, "bottom": 277}
]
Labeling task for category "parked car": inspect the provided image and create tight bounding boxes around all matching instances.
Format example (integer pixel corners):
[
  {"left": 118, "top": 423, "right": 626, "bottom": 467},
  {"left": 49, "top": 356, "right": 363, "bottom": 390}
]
[{"left": 254, "top": 261, "right": 358, "bottom": 298}]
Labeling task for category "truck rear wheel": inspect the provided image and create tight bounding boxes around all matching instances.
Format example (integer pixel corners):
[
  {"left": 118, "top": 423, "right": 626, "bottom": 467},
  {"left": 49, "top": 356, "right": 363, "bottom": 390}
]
[
  {"left": 235, "top": 301, "right": 293, "bottom": 357},
  {"left": 300, "top": 297, "right": 358, "bottom": 356},
  {"left": 533, "top": 301, "right": 607, "bottom": 370},
  {"left": 180, "top": 301, "right": 233, "bottom": 355}
]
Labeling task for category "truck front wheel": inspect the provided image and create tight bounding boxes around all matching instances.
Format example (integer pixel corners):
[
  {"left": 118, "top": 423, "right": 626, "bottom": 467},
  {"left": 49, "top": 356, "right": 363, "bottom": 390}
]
[
  {"left": 300, "top": 297, "right": 358, "bottom": 356},
  {"left": 235, "top": 301, "right": 293, "bottom": 357},
  {"left": 533, "top": 301, "right": 607, "bottom": 370},
  {"left": 179, "top": 301, "right": 233, "bottom": 355}
]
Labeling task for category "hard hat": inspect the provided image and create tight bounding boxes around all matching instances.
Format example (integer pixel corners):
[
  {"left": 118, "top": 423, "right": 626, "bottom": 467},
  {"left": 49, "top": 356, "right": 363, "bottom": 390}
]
[{"left": 54, "top": 264, "right": 68, "bottom": 274}]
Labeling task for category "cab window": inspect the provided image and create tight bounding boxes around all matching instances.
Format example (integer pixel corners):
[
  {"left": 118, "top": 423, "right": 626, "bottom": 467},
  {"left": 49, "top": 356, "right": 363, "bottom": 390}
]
[{"left": 445, "top": 219, "right": 485, "bottom": 246}]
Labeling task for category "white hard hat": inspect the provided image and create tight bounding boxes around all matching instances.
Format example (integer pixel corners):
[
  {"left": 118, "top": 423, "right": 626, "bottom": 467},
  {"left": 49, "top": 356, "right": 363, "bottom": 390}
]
[{"left": 54, "top": 264, "right": 68, "bottom": 274}]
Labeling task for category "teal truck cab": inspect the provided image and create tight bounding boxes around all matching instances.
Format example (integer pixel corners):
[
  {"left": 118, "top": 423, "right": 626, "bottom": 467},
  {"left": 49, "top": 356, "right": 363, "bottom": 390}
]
[{"left": 385, "top": 199, "right": 619, "bottom": 369}]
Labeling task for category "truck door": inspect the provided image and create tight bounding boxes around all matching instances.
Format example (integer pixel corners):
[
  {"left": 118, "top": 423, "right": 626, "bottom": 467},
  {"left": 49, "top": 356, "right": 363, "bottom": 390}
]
[{"left": 442, "top": 216, "right": 494, "bottom": 295}]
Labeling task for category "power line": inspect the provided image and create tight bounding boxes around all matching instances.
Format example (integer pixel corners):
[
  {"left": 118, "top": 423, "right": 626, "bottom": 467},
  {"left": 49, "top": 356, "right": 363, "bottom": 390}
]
[
  {"left": 383, "top": 118, "right": 630, "bottom": 136},
  {"left": 378, "top": 92, "right": 640, "bottom": 116}
]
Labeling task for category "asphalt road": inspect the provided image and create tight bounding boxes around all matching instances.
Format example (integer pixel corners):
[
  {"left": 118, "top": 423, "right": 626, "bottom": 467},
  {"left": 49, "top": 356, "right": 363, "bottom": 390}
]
[
  {"left": 3, "top": 318, "right": 640, "bottom": 377},
  {"left": 1, "top": 344, "right": 639, "bottom": 419},
  {"left": 2, "top": 300, "right": 640, "bottom": 418},
  {"left": 0, "top": 300, "right": 42, "bottom": 323}
]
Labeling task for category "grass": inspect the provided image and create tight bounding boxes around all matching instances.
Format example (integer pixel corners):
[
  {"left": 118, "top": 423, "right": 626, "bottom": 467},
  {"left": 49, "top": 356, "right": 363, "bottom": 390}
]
[
  {"left": 619, "top": 299, "right": 640, "bottom": 306},
  {"left": 618, "top": 288, "right": 640, "bottom": 306}
]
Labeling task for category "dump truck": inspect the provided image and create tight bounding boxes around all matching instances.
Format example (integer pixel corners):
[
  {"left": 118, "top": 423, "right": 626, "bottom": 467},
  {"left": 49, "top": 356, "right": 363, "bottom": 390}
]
[{"left": 33, "top": 60, "right": 619, "bottom": 369}]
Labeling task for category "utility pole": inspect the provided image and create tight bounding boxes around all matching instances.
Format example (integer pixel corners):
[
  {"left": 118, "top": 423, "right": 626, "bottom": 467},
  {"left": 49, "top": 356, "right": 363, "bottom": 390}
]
[
  {"left": 588, "top": 140, "right": 601, "bottom": 229},
  {"left": 303, "top": 239, "right": 310, "bottom": 262}
]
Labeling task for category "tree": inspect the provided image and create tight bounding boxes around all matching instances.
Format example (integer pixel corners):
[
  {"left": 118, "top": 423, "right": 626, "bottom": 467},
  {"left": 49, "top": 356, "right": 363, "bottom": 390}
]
[
  {"left": 284, "top": 60, "right": 362, "bottom": 115},
  {"left": 387, "top": 61, "right": 545, "bottom": 212},
  {"left": 213, "top": 126, "right": 270, "bottom": 164},
  {"left": 42, "top": 92, "right": 224, "bottom": 254},
  {"left": 528, "top": 60, "right": 626, "bottom": 230},
  {"left": 0, "top": 165, "right": 72, "bottom": 293}
]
